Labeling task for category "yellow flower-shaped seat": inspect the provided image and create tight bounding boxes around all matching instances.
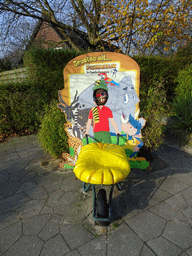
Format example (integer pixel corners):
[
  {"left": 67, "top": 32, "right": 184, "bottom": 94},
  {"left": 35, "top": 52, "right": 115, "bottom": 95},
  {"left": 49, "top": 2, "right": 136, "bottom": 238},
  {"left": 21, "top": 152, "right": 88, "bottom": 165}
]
[{"left": 73, "top": 143, "right": 131, "bottom": 185}]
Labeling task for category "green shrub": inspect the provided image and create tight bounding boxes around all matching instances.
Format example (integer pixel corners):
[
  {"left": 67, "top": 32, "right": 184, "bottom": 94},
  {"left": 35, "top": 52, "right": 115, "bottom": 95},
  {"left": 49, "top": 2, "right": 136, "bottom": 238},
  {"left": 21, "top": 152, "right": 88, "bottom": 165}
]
[
  {"left": 38, "top": 100, "right": 69, "bottom": 158},
  {"left": 175, "top": 64, "right": 192, "bottom": 100},
  {"left": 168, "top": 97, "right": 192, "bottom": 144},
  {"left": 0, "top": 82, "right": 44, "bottom": 138},
  {"left": 140, "top": 80, "right": 167, "bottom": 150}
]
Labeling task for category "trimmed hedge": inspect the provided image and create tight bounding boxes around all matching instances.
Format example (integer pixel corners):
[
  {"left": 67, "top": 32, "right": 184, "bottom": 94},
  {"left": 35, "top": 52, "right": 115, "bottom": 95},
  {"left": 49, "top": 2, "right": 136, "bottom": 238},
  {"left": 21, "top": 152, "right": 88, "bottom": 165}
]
[
  {"left": 0, "top": 49, "right": 83, "bottom": 140},
  {"left": 23, "top": 48, "right": 83, "bottom": 105},
  {"left": 0, "top": 82, "right": 44, "bottom": 138}
]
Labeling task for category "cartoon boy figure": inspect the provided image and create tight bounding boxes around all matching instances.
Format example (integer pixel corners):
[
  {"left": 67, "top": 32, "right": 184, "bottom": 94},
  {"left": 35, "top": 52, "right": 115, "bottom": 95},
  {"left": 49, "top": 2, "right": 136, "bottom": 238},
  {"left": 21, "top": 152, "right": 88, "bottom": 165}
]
[
  {"left": 121, "top": 114, "right": 146, "bottom": 157},
  {"left": 85, "top": 80, "right": 120, "bottom": 143}
]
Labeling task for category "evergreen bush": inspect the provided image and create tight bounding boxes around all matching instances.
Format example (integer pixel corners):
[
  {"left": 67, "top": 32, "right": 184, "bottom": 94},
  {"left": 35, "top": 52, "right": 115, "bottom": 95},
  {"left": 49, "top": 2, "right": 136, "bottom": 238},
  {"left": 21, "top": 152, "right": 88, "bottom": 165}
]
[
  {"left": 168, "top": 97, "right": 192, "bottom": 145},
  {"left": 167, "top": 64, "right": 192, "bottom": 145},
  {"left": 38, "top": 100, "right": 69, "bottom": 158}
]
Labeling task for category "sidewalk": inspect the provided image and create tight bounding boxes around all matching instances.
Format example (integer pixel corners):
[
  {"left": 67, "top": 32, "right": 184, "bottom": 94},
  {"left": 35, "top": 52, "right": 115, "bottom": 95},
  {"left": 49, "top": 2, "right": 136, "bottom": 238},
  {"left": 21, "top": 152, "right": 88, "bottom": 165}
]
[{"left": 0, "top": 134, "right": 192, "bottom": 256}]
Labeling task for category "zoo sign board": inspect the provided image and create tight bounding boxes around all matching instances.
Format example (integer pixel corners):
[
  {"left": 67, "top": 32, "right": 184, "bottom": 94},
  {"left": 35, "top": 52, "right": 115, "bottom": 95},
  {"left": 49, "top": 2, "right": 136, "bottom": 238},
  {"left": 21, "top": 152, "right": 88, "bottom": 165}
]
[{"left": 58, "top": 52, "right": 145, "bottom": 168}]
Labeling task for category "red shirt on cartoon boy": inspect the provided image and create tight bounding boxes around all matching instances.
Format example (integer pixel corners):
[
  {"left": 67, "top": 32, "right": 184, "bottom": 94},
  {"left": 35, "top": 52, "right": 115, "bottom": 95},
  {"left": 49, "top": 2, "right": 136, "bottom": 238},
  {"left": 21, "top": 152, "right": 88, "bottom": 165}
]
[{"left": 88, "top": 106, "right": 113, "bottom": 132}]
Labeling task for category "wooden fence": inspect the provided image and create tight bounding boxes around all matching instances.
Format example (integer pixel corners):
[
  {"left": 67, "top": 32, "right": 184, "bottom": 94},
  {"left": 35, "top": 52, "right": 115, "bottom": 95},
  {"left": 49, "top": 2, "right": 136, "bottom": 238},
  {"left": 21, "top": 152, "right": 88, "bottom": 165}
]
[{"left": 0, "top": 68, "right": 28, "bottom": 84}]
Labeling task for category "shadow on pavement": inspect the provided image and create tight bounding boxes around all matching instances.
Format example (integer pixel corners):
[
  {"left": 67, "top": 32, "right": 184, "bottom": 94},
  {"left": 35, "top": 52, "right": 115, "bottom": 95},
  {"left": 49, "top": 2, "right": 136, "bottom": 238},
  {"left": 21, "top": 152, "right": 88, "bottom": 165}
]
[{"left": 110, "top": 143, "right": 192, "bottom": 223}]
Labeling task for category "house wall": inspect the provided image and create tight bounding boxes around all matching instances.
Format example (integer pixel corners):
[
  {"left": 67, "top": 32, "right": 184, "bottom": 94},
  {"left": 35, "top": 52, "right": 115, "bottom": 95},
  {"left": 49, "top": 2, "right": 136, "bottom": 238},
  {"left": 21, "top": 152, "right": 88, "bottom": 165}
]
[{"left": 33, "top": 21, "right": 67, "bottom": 49}]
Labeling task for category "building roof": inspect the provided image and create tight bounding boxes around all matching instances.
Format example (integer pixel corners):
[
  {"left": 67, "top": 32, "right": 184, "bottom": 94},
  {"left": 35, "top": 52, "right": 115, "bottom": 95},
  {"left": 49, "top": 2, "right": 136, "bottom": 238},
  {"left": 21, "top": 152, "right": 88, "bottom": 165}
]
[{"left": 27, "top": 20, "right": 119, "bottom": 52}]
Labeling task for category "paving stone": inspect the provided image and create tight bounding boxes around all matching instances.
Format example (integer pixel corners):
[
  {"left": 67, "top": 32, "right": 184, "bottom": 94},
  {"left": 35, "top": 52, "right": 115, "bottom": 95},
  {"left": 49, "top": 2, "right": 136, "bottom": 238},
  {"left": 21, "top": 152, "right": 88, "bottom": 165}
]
[
  {"left": 0, "top": 222, "right": 22, "bottom": 253},
  {"left": 60, "top": 223, "right": 94, "bottom": 250},
  {"left": 131, "top": 179, "right": 157, "bottom": 197},
  {"left": 0, "top": 192, "right": 29, "bottom": 214},
  {"left": 65, "top": 250, "right": 82, "bottom": 256},
  {"left": 16, "top": 152, "right": 31, "bottom": 159},
  {"left": 9, "top": 170, "right": 30, "bottom": 181},
  {"left": 136, "top": 192, "right": 159, "bottom": 212},
  {"left": 169, "top": 160, "right": 184, "bottom": 169},
  {"left": 0, "top": 180, "right": 22, "bottom": 198},
  {"left": 0, "top": 211, "right": 20, "bottom": 231},
  {"left": 107, "top": 223, "right": 143, "bottom": 256},
  {"left": 6, "top": 162, "right": 28, "bottom": 174},
  {"left": 180, "top": 252, "right": 190, "bottom": 256},
  {"left": 159, "top": 177, "right": 188, "bottom": 194},
  {"left": 15, "top": 199, "right": 45, "bottom": 219},
  {"left": 149, "top": 201, "right": 186, "bottom": 221},
  {"left": 19, "top": 172, "right": 37, "bottom": 183},
  {"left": 154, "top": 145, "right": 184, "bottom": 160},
  {"left": 23, "top": 214, "right": 52, "bottom": 235},
  {"left": 78, "top": 235, "right": 107, "bottom": 256},
  {"left": 38, "top": 215, "right": 62, "bottom": 241},
  {"left": 43, "top": 180, "right": 63, "bottom": 193},
  {"left": 112, "top": 190, "right": 138, "bottom": 220},
  {"left": 185, "top": 247, "right": 192, "bottom": 255},
  {"left": 0, "top": 154, "right": 14, "bottom": 162},
  {"left": 39, "top": 173, "right": 63, "bottom": 185},
  {"left": 147, "top": 236, "right": 182, "bottom": 256},
  {"left": 60, "top": 173, "right": 82, "bottom": 192},
  {"left": 8, "top": 152, "right": 21, "bottom": 160},
  {"left": 45, "top": 189, "right": 64, "bottom": 207},
  {"left": 61, "top": 191, "right": 85, "bottom": 219},
  {"left": 140, "top": 244, "right": 157, "bottom": 256},
  {"left": 151, "top": 168, "right": 174, "bottom": 178},
  {"left": 40, "top": 234, "right": 70, "bottom": 256},
  {"left": 173, "top": 171, "right": 192, "bottom": 186},
  {"left": 182, "top": 207, "right": 192, "bottom": 224},
  {"left": 40, "top": 206, "right": 54, "bottom": 215},
  {"left": 61, "top": 204, "right": 88, "bottom": 225},
  {"left": 165, "top": 193, "right": 188, "bottom": 211},
  {"left": 0, "top": 170, "right": 9, "bottom": 184},
  {"left": 180, "top": 159, "right": 192, "bottom": 169},
  {"left": 28, "top": 152, "right": 45, "bottom": 161},
  {"left": 16, "top": 180, "right": 38, "bottom": 194},
  {"left": 126, "top": 210, "right": 166, "bottom": 242},
  {"left": 149, "top": 188, "right": 172, "bottom": 202},
  {"left": 24, "top": 185, "right": 48, "bottom": 200},
  {"left": 81, "top": 195, "right": 95, "bottom": 216},
  {"left": 3, "top": 235, "right": 44, "bottom": 256},
  {"left": 53, "top": 192, "right": 80, "bottom": 215},
  {"left": 162, "top": 221, "right": 192, "bottom": 249},
  {"left": 81, "top": 212, "right": 107, "bottom": 238},
  {"left": 181, "top": 187, "right": 192, "bottom": 206},
  {"left": 0, "top": 160, "right": 15, "bottom": 171}
]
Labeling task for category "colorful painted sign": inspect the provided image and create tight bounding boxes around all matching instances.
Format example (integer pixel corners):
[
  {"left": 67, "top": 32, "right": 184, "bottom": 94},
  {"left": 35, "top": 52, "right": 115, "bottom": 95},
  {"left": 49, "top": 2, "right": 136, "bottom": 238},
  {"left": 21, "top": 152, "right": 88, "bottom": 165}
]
[{"left": 58, "top": 52, "right": 147, "bottom": 168}]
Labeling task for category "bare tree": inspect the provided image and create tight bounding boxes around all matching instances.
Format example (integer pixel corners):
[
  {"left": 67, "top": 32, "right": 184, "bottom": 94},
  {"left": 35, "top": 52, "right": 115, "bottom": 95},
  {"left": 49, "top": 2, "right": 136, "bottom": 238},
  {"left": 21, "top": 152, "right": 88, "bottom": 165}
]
[
  {"left": 0, "top": 0, "right": 191, "bottom": 57},
  {"left": 0, "top": 0, "right": 104, "bottom": 55},
  {"left": 0, "top": 15, "right": 37, "bottom": 66}
]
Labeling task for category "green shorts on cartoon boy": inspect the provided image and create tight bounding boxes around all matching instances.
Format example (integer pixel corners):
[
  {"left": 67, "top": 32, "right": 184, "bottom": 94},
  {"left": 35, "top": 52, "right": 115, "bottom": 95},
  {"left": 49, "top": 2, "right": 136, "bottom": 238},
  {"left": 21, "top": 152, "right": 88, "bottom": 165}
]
[{"left": 85, "top": 80, "right": 120, "bottom": 143}]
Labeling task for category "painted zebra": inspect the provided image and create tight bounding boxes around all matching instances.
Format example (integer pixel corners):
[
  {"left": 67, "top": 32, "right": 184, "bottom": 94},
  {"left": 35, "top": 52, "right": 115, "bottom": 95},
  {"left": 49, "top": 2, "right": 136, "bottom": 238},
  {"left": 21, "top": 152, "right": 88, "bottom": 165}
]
[{"left": 72, "top": 106, "right": 82, "bottom": 139}]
